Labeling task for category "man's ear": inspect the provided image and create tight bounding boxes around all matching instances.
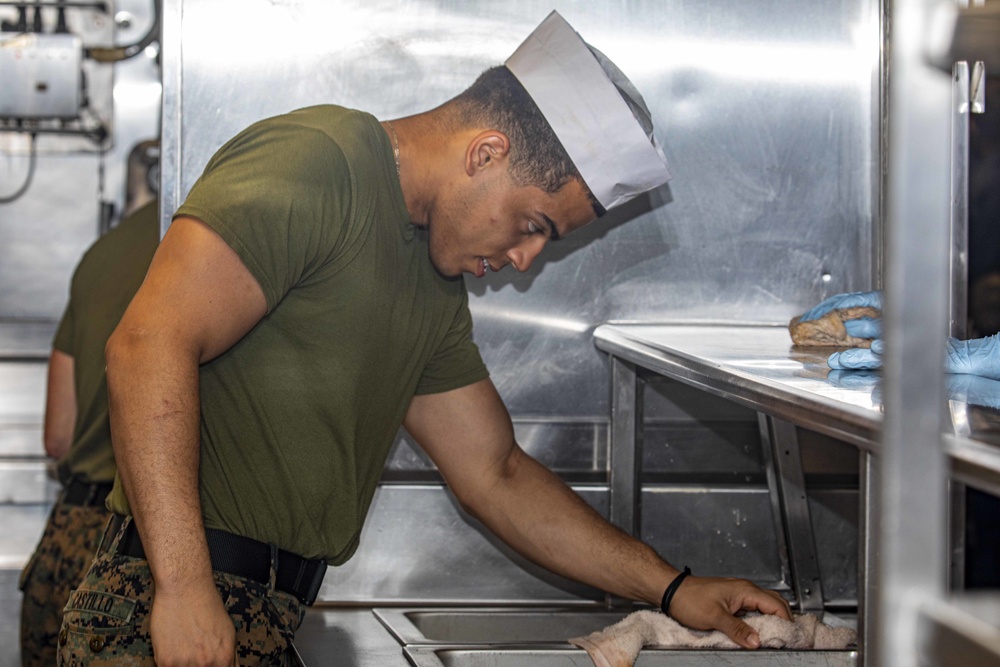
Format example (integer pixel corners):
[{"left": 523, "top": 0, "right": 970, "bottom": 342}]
[{"left": 465, "top": 130, "right": 510, "bottom": 176}]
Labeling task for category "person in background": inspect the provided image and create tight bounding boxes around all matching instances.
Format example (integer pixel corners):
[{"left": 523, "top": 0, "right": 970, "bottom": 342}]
[
  {"left": 19, "top": 200, "right": 159, "bottom": 666},
  {"left": 62, "top": 14, "right": 791, "bottom": 666}
]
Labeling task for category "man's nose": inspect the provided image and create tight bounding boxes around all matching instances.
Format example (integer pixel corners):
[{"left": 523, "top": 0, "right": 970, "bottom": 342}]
[{"left": 507, "top": 236, "right": 547, "bottom": 272}]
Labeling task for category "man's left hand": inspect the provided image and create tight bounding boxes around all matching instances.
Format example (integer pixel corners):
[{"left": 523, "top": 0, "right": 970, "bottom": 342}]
[{"left": 667, "top": 575, "right": 793, "bottom": 649}]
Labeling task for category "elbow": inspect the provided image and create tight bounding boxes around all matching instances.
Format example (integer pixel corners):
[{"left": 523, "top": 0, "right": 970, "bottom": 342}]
[
  {"left": 105, "top": 321, "right": 157, "bottom": 380},
  {"left": 43, "top": 433, "right": 71, "bottom": 460},
  {"left": 104, "top": 324, "right": 132, "bottom": 373}
]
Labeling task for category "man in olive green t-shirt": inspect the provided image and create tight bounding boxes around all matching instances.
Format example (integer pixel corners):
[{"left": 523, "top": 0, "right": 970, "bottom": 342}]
[
  {"left": 19, "top": 200, "right": 159, "bottom": 667},
  {"left": 61, "top": 15, "right": 791, "bottom": 666}
]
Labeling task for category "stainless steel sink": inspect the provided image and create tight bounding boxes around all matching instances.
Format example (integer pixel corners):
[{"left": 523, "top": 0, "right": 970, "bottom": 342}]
[
  {"left": 374, "top": 607, "right": 630, "bottom": 645},
  {"left": 404, "top": 646, "right": 859, "bottom": 667}
]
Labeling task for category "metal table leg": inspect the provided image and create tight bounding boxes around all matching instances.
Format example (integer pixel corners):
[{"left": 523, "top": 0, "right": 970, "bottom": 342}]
[
  {"left": 859, "top": 449, "right": 878, "bottom": 667},
  {"left": 609, "top": 356, "right": 643, "bottom": 538},
  {"left": 607, "top": 356, "right": 643, "bottom": 609},
  {"left": 758, "top": 415, "right": 825, "bottom": 613}
]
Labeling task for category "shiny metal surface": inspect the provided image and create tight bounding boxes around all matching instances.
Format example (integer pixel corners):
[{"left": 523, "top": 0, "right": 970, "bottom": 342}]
[
  {"left": 609, "top": 358, "right": 642, "bottom": 538},
  {"left": 594, "top": 324, "right": 883, "bottom": 450},
  {"left": 917, "top": 593, "right": 1000, "bottom": 666},
  {"left": 403, "top": 646, "right": 858, "bottom": 667},
  {"left": 293, "top": 609, "right": 411, "bottom": 667},
  {"left": 950, "top": 60, "right": 970, "bottom": 339},
  {"left": 161, "top": 0, "right": 882, "bottom": 419},
  {"left": 759, "top": 416, "right": 825, "bottom": 612},
  {"left": 374, "top": 607, "right": 629, "bottom": 645},
  {"left": 946, "top": 432, "right": 1000, "bottom": 497},
  {"left": 877, "top": 0, "right": 952, "bottom": 665}
]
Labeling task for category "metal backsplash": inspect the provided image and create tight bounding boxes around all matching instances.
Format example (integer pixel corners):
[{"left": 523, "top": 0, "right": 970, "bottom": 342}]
[{"left": 161, "top": 0, "right": 882, "bottom": 420}]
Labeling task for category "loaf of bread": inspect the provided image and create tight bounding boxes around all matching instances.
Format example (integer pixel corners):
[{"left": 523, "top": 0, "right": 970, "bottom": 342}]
[{"left": 788, "top": 306, "right": 880, "bottom": 347}]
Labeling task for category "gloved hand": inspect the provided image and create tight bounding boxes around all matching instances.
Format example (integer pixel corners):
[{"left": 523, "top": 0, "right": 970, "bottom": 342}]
[
  {"left": 828, "top": 334, "right": 1000, "bottom": 381},
  {"left": 799, "top": 290, "right": 883, "bottom": 340}
]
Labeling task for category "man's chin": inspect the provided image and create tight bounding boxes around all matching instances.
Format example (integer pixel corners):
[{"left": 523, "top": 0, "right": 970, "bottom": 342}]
[{"left": 427, "top": 255, "right": 464, "bottom": 280}]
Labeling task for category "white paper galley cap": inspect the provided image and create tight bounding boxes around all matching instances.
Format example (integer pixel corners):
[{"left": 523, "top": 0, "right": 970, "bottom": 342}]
[{"left": 505, "top": 11, "right": 672, "bottom": 211}]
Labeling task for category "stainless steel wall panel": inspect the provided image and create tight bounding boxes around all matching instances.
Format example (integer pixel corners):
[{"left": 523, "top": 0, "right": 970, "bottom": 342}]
[
  {"left": 319, "top": 484, "right": 608, "bottom": 604},
  {"left": 0, "top": 362, "right": 46, "bottom": 425},
  {"left": 385, "top": 421, "right": 609, "bottom": 475},
  {"left": 0, "top": 462, "right": 58, "bottom": 505},
  {"left": 810, "top": 489, "right": 860, "bottom": 607},
  {"left": 0, "top": 426, "right": 44, "bottom": 458},
  {"left": 640, "top": 485, "right": 785, "bottom": 588}
]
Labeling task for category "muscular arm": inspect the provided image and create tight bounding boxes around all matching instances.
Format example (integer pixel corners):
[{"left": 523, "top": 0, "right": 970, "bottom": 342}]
[
  {"left": 43, "top": 349, "right": 75, "bottom": 460},
  {"left": 404, "top": 379, "right": 791, "bottom": 648},
  {"left": 106, "top": 216, "right": 267, "bottom": 666}
]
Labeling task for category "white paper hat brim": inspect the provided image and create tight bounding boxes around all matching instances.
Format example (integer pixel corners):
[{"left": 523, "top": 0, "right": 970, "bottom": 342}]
[{"left": 505, "top": 11, "right": 672, "bottom": 211}]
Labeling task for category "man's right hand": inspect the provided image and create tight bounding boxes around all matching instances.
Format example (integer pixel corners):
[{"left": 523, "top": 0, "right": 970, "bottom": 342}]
[
  {"left": 667, "top": 575, "right": 793, "bottom": 649},
  {"left": 149, "top": 581, "right": 236, "bottom": 667}
]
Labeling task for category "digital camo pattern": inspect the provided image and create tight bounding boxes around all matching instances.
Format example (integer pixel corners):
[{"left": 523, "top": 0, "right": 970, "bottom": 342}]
[
  {"left": 20, "top": 501, "right": 110, "bottom": 667},
  {"left": 57, "top": 518, "right": 305, "bottom": 666}
]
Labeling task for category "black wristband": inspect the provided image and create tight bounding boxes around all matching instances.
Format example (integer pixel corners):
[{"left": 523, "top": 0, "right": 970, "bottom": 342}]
[{"left": 660, "top": 566, "right": 692, "bottom": 617}]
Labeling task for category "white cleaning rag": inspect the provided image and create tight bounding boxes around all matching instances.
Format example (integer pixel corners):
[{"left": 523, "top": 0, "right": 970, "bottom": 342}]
[{"left": 568, "top": 610, "right": 857, "bottom": 667}]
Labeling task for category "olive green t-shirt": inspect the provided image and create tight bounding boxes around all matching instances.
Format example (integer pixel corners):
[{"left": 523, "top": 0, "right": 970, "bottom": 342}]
[
  {"left": 53, "top": 200, "right": 160, "bottom": 484},
  {"left": 107, "top": 106, "right": 489, "bottom": 564}
]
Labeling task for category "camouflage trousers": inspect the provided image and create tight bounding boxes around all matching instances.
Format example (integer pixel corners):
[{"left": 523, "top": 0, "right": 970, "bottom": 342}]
[
  {"left": 20, "top": 499, "right": 110, "bottom": 667},
  {"left": 57, "top": 516, "right": 305, "bottom": 666}
]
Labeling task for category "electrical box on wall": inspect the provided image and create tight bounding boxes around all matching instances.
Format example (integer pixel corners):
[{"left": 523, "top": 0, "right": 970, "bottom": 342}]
[{"left": 0, "top": 33, "right": 83, "bottom": 119}]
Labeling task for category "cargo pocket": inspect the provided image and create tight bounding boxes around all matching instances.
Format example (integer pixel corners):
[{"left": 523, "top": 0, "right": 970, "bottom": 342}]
[{"left": 59, "top": 588, "right": 148, "bottom": 663}]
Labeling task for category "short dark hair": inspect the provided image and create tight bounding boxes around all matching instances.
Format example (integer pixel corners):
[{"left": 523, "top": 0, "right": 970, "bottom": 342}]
[{"left": 452, "top": 66, "right": 604, "bottom": 215}]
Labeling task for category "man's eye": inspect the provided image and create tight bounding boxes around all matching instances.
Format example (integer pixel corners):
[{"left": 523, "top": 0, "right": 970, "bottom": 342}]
[{"left": 528, "top": 221, "right": 542, "bottom": 234}]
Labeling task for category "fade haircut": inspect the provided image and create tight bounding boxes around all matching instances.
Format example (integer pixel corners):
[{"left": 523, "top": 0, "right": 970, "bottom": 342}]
[{"left": 452, "top": 66, "right": 604, "bottom": 216}]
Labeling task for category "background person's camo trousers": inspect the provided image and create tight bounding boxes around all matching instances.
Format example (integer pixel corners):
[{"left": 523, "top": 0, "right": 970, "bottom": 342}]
[
  {"left": 20, "top": 501, "right": 110, "bottom": 667},
  {"left": 57, "top": 516, "right": 305, "bottom": 666}
]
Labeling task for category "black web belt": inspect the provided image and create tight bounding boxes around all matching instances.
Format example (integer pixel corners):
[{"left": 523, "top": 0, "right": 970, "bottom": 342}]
[
  {"left": 62, "top": 479, "right": 114, "bottom": 507},
  {"left": 105, "top": 514, "right": 327, "bottom": 606}
]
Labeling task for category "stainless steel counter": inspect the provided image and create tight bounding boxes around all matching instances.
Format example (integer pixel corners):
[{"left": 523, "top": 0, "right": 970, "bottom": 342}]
[
  {"left": 593, "top": 323, "right": 1000, "bottom": 493},
  {"left": 594, "top": 324, "right": 883, "bottom": 450}
]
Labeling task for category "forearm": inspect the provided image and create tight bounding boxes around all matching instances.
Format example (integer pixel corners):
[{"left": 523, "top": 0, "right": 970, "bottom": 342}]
[
  {"left": 43, "top": 349, "right": 75, "bottom": 460},
  {"left": 462, "top": 446, "right": 676, "bottom": 606},
  {"left": 106, "top": 329, "right": 214, "bottom": 595}
]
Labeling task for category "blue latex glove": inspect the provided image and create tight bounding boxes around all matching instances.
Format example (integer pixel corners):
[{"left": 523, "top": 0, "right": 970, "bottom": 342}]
[
  {"left": 828, "top": 339, "right": 885, "bottom": 370},
  {"left": 843, "top": 317, "right": 882, "bottom": 339},
  {"left": 799, "top": 290, "right": 883, "bottom": 322},
  {"left": 828, "top": 334, "right": 1000, "bottom": 381},
  {"left": 945, "top": 334, "right": 1000, "bottom": 381}
]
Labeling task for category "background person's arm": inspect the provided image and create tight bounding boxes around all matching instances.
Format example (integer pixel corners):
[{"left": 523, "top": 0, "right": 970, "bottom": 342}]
[
  {"left": 106, "top": 215, "right": 267, "bottom": 667},
  {"left": 43, "top": 349, "right": 75, "bottom": 460},
  {"left": 404, "top": 378, "right": 792, "bottom": 649}
]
